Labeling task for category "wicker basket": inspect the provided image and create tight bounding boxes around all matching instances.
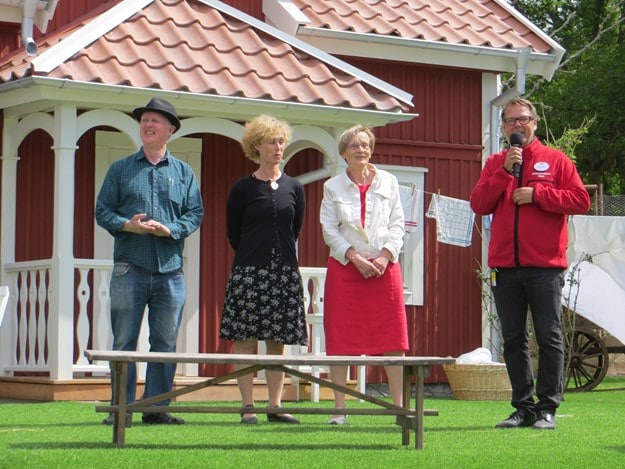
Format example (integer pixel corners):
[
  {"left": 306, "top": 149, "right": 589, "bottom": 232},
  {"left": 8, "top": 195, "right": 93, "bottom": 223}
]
[{"left": 444, "top": 363, "right": 512, "bottom": 401}]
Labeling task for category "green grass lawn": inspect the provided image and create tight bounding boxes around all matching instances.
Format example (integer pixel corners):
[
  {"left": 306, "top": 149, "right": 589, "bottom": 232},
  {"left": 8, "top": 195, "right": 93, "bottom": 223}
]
[{"left": 1, "top": 377, "right": 624, "bottom": 468}]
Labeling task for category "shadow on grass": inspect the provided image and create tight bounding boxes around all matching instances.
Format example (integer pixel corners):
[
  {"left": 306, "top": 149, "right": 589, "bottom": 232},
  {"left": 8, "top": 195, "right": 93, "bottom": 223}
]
[
  {"left": 0, "top": 422, "right": 105, "bottom": 430},
  {"left": 424, "top": 425, "right": 495, "bottom": 432},
  {"left": 572, "top": 386, "right": 625, "bottom": 393},
  {"left": 8, "top": 441, "right": 400, "bottom": 451},
  {"left": 0, "top": 420, "right": 432, "bottom": 434}
]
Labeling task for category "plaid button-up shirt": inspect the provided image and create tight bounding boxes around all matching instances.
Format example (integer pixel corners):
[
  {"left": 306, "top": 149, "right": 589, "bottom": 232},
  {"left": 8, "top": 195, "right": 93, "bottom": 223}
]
[{"left": 95, "top": 149, "right": 204, "bottom": 273}]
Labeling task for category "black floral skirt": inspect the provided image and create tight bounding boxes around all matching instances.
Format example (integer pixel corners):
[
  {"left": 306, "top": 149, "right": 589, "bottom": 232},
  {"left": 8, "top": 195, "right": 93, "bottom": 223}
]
[{"left": 220, "top": 255, "right": 308, "bottom": 346}]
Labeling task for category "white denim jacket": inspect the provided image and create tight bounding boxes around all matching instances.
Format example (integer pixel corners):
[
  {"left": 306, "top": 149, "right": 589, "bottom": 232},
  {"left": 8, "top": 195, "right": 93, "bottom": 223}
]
[{"left": 320, "top": 166, "right": 404, "bottom": 265}]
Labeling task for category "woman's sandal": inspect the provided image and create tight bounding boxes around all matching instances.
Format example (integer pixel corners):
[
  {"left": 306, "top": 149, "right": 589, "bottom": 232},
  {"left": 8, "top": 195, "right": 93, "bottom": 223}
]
[
  {"left": 240, "top": 404, "right": 258, "bottom": 424},
  {"left": 327, "top": 415, "right": 347, "bottom": 425}
]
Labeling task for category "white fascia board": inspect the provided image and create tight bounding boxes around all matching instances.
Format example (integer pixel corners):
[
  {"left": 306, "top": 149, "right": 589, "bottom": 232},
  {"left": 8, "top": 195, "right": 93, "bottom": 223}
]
[
  {"left": 204, "top": 0, "right": 413, "bottom": 107},
  {"left": 0, "top": 6, "right": 21, "bottom": 23},
  {"left": 266, "top": 0, "right": 564, "bottom": 81},
  {"left": 0, "top": 76, "right": 418, "bottom": 126},
  {"left": 30, "top": 0, "right": 154, "bottom": 73},
  {"left": 297, "top": 27, "right": 560, "bottom": 80}
]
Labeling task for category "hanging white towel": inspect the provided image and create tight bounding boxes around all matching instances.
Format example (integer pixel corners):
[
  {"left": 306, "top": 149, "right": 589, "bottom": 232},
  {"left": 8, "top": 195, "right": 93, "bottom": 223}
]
[
  {"left": 426, "top": 194, "right": 475, "bottom": 247},
  {"left": 399, "top": 185, "right": 420, "bottom": 235}
]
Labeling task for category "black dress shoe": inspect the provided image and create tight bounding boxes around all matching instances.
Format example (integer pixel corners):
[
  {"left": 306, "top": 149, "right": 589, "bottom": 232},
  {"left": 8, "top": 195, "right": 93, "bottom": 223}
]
[
  {"left": 102, "top": 413, "right": 132, "bottom": 428},
  {"left": 495, "top": 410, "right": 535, "bottom": 428},
  {"left": 141, "top": 412, "right": 185, "bottom": 425},
  {"left": 266, "top": 407, "right": 300, "bottom": 424},
  {"left": 533, "top": 411, "right": 556, "bottom": 429}
]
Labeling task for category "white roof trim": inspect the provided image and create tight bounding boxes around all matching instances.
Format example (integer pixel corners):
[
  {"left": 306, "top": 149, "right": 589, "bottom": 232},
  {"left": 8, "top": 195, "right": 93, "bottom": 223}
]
[
  {"left": 30, "top": 0, "right": 153, "bottom": 73},
  {"left": 266, "top": 0, "right": 565, "bottom": 81},
  {"left": 205, "top": 0, "right": 413, "bottom": 106},
  {"left": 297, "top": 27, "right": 561, "bottom": 80},
  {"left": 0, "top": 76, "right": 418, "bottom": 126}
]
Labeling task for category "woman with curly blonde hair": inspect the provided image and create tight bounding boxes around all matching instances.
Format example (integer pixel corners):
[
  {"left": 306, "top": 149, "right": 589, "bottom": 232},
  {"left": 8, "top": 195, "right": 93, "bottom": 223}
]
[{"left": 220, "top": 115, "right": 307, "bottom": 425}]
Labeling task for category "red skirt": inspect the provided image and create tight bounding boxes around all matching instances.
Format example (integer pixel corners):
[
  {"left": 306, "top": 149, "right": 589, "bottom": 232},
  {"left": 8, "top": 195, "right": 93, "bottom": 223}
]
[{"left": 323, "top": 257, "right": 409, "bottom": 355}]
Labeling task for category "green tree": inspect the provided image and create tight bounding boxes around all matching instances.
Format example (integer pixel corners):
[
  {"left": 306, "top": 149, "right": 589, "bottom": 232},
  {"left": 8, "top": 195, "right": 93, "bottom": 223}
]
[{"left": 507, "top": 0, "right": 625, "bottom": 194}]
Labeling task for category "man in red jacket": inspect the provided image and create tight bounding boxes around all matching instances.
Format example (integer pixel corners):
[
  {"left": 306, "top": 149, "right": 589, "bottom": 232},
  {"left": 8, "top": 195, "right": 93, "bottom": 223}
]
[{"left": 470, "top": 97, "right": 590, "bottom": 430}]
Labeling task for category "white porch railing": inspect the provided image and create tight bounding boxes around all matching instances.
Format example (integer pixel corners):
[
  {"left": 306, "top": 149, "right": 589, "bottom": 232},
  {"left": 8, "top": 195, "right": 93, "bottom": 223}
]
[
  {"left": 0, "top": 261, "right": 343, "bottom": 396},
  {"left": 290, "top": 267, "right": 365, "bottom": 402},
  {"left": 1, "top": 259, "right": 115, "bottom": 377}
]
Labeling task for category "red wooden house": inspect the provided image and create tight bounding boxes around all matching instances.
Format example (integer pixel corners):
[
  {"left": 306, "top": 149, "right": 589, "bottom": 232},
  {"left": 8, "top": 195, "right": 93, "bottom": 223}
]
[{"left": 0, "top": 0, "right": 563, "bottom": 400}]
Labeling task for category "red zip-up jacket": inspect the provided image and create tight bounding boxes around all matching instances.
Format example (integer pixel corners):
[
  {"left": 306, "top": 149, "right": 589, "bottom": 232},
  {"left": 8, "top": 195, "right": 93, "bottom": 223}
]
[{"left": 470, "top": 137, "right": 590, "bottom": 269}]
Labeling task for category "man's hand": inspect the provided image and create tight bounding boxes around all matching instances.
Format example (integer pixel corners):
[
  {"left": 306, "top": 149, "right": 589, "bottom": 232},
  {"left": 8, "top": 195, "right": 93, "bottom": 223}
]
[
  {"left": 512, "top": 187, "right": 534, "bottom": 205},
  {"left": 504, "top": 146, "right": 523, "bottom": 174},
  {"left": 123, "top": 214, "right": 171, "bottom": 237},
  {"left": 144, "top": 218, "right": 171, "bottom": 237}
]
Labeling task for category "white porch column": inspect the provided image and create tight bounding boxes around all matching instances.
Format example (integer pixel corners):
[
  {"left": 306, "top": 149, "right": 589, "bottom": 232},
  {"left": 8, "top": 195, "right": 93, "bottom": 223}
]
[
  {"left": 0, "top": 116, "right": 19, "bottom": 376},
  {"left": 48, "top": 104, "right": 79, "bottom": 380}
]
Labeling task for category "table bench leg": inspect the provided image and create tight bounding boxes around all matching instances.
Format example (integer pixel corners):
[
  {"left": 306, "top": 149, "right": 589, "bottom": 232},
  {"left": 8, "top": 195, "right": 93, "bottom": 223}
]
[
  {"left": 414, "top": 365, "right": 425, "bottom": 450},
  {"left": 111, "top": 361, "right": 128, "bottom": 447},
  {"left": 400, "top": 365, "right": 424, "bottom": 449},
  {"left": 401, "top": 365, "right": 412, "bottom": 446}
]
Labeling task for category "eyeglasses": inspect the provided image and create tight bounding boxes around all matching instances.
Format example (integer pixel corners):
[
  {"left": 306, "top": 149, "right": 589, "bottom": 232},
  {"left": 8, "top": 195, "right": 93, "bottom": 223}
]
[{"left": 502, "top": 116, "right": 535, "bottom": 126}]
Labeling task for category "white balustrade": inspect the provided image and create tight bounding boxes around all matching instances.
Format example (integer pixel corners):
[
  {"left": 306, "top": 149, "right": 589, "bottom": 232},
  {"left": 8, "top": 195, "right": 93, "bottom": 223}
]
[
  {"left": 0, "top": 261, "right": 333, "bottom": 393},
  {"left": 290, "top": 267, "right": 366, "bottom": 402}
]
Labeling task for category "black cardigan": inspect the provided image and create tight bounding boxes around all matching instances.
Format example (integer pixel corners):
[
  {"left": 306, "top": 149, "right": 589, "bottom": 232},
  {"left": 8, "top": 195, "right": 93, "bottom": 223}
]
[{"left": 226, "top": 173, "right": 306, "bottom": 267}]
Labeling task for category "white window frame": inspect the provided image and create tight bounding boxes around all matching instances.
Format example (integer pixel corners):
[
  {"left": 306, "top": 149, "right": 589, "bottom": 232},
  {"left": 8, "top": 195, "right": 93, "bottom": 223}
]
[{"left": 378, "top": 164, "right": 427, "bottom": 306}]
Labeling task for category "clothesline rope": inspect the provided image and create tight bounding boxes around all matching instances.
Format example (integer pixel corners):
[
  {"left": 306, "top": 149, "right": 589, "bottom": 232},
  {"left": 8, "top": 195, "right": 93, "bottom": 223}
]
[{"left": 398, "top": 186, "right": 477, "bottom": 247}]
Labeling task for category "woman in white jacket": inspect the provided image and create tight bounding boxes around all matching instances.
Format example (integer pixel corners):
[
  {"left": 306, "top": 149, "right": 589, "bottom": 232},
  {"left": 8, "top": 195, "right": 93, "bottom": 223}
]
[{"left": 320, "top": 125, "right": 408, "bottom": 425}]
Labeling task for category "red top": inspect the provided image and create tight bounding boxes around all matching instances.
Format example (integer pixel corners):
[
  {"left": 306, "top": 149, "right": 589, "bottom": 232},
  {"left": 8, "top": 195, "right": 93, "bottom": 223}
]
[
  {"left": 358, "top": 184, "right": 370, "bottom": 226},
  {"left": 323, "top": 182, "right": 407, "bottom": 355}
]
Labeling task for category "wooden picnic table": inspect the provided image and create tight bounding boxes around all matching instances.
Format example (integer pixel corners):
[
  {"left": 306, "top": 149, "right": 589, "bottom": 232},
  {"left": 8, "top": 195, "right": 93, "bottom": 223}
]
[{"left": 85, "top": 350, "right": 454, "bottom": 450}]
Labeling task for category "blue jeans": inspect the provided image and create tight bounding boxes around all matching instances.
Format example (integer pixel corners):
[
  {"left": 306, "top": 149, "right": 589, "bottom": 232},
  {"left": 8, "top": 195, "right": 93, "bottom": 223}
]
[
  {"left": 109, "top": 261, "right": 186, "bottom": 407},
  {"left": 491, "top": 267, "right": 565, "bottom": 415}
]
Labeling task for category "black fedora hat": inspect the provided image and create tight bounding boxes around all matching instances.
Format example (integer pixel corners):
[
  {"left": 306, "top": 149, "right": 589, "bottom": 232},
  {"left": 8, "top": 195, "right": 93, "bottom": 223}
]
[{"left": 132, "top": 97, "right": 181, "bottom": 132}]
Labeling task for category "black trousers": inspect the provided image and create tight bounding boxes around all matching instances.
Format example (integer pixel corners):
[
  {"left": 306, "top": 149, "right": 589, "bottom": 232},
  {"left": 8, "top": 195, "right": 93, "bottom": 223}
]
[{"left": 491, "top": 267, "right": 565, "bottom": 415}]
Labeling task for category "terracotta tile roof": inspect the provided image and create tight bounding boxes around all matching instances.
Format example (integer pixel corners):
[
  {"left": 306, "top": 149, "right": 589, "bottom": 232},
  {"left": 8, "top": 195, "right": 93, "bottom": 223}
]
[
  {"left": 0, "top": 0, "right": 410, "bottom": 113},
  {"left": 290, "top": 0, "right": 554, "bottom": 54}
]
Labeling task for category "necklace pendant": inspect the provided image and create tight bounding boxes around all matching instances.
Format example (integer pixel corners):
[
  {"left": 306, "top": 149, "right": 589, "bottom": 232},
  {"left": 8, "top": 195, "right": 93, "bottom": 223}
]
[{"left": 270, "top": 181, "right": 279, "bottom": 190}]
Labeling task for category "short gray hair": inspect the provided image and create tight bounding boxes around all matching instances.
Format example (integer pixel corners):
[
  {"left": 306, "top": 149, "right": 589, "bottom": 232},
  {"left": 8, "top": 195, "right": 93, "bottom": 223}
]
[
  {"left": 338, "top": 125, "right": 375, "bottom": 155},
  {"left": 501, "top": 97, "right": 540, "bottom": 122}
]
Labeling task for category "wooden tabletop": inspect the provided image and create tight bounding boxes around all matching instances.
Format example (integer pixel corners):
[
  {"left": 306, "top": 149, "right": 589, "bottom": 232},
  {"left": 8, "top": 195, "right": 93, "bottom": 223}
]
[{"left": 85, "top": 350, "right": 455, "bottom": 367}]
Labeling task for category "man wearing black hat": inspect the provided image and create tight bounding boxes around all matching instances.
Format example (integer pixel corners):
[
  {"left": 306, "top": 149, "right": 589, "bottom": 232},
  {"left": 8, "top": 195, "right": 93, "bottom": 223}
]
[{"left": 96, "top": 97, "right": 204, "bottom": 426}]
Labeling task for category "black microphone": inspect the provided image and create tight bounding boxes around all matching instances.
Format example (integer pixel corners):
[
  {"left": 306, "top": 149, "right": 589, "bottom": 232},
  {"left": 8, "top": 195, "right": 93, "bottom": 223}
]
[{"left": 510, "top": 132, "right": 523, "bottom": 178}]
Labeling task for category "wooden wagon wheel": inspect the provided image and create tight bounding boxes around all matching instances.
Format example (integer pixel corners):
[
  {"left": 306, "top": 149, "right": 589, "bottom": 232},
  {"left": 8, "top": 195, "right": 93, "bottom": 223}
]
[{"left": 565, "top": 328, "right": 609, "bottom": 392}]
